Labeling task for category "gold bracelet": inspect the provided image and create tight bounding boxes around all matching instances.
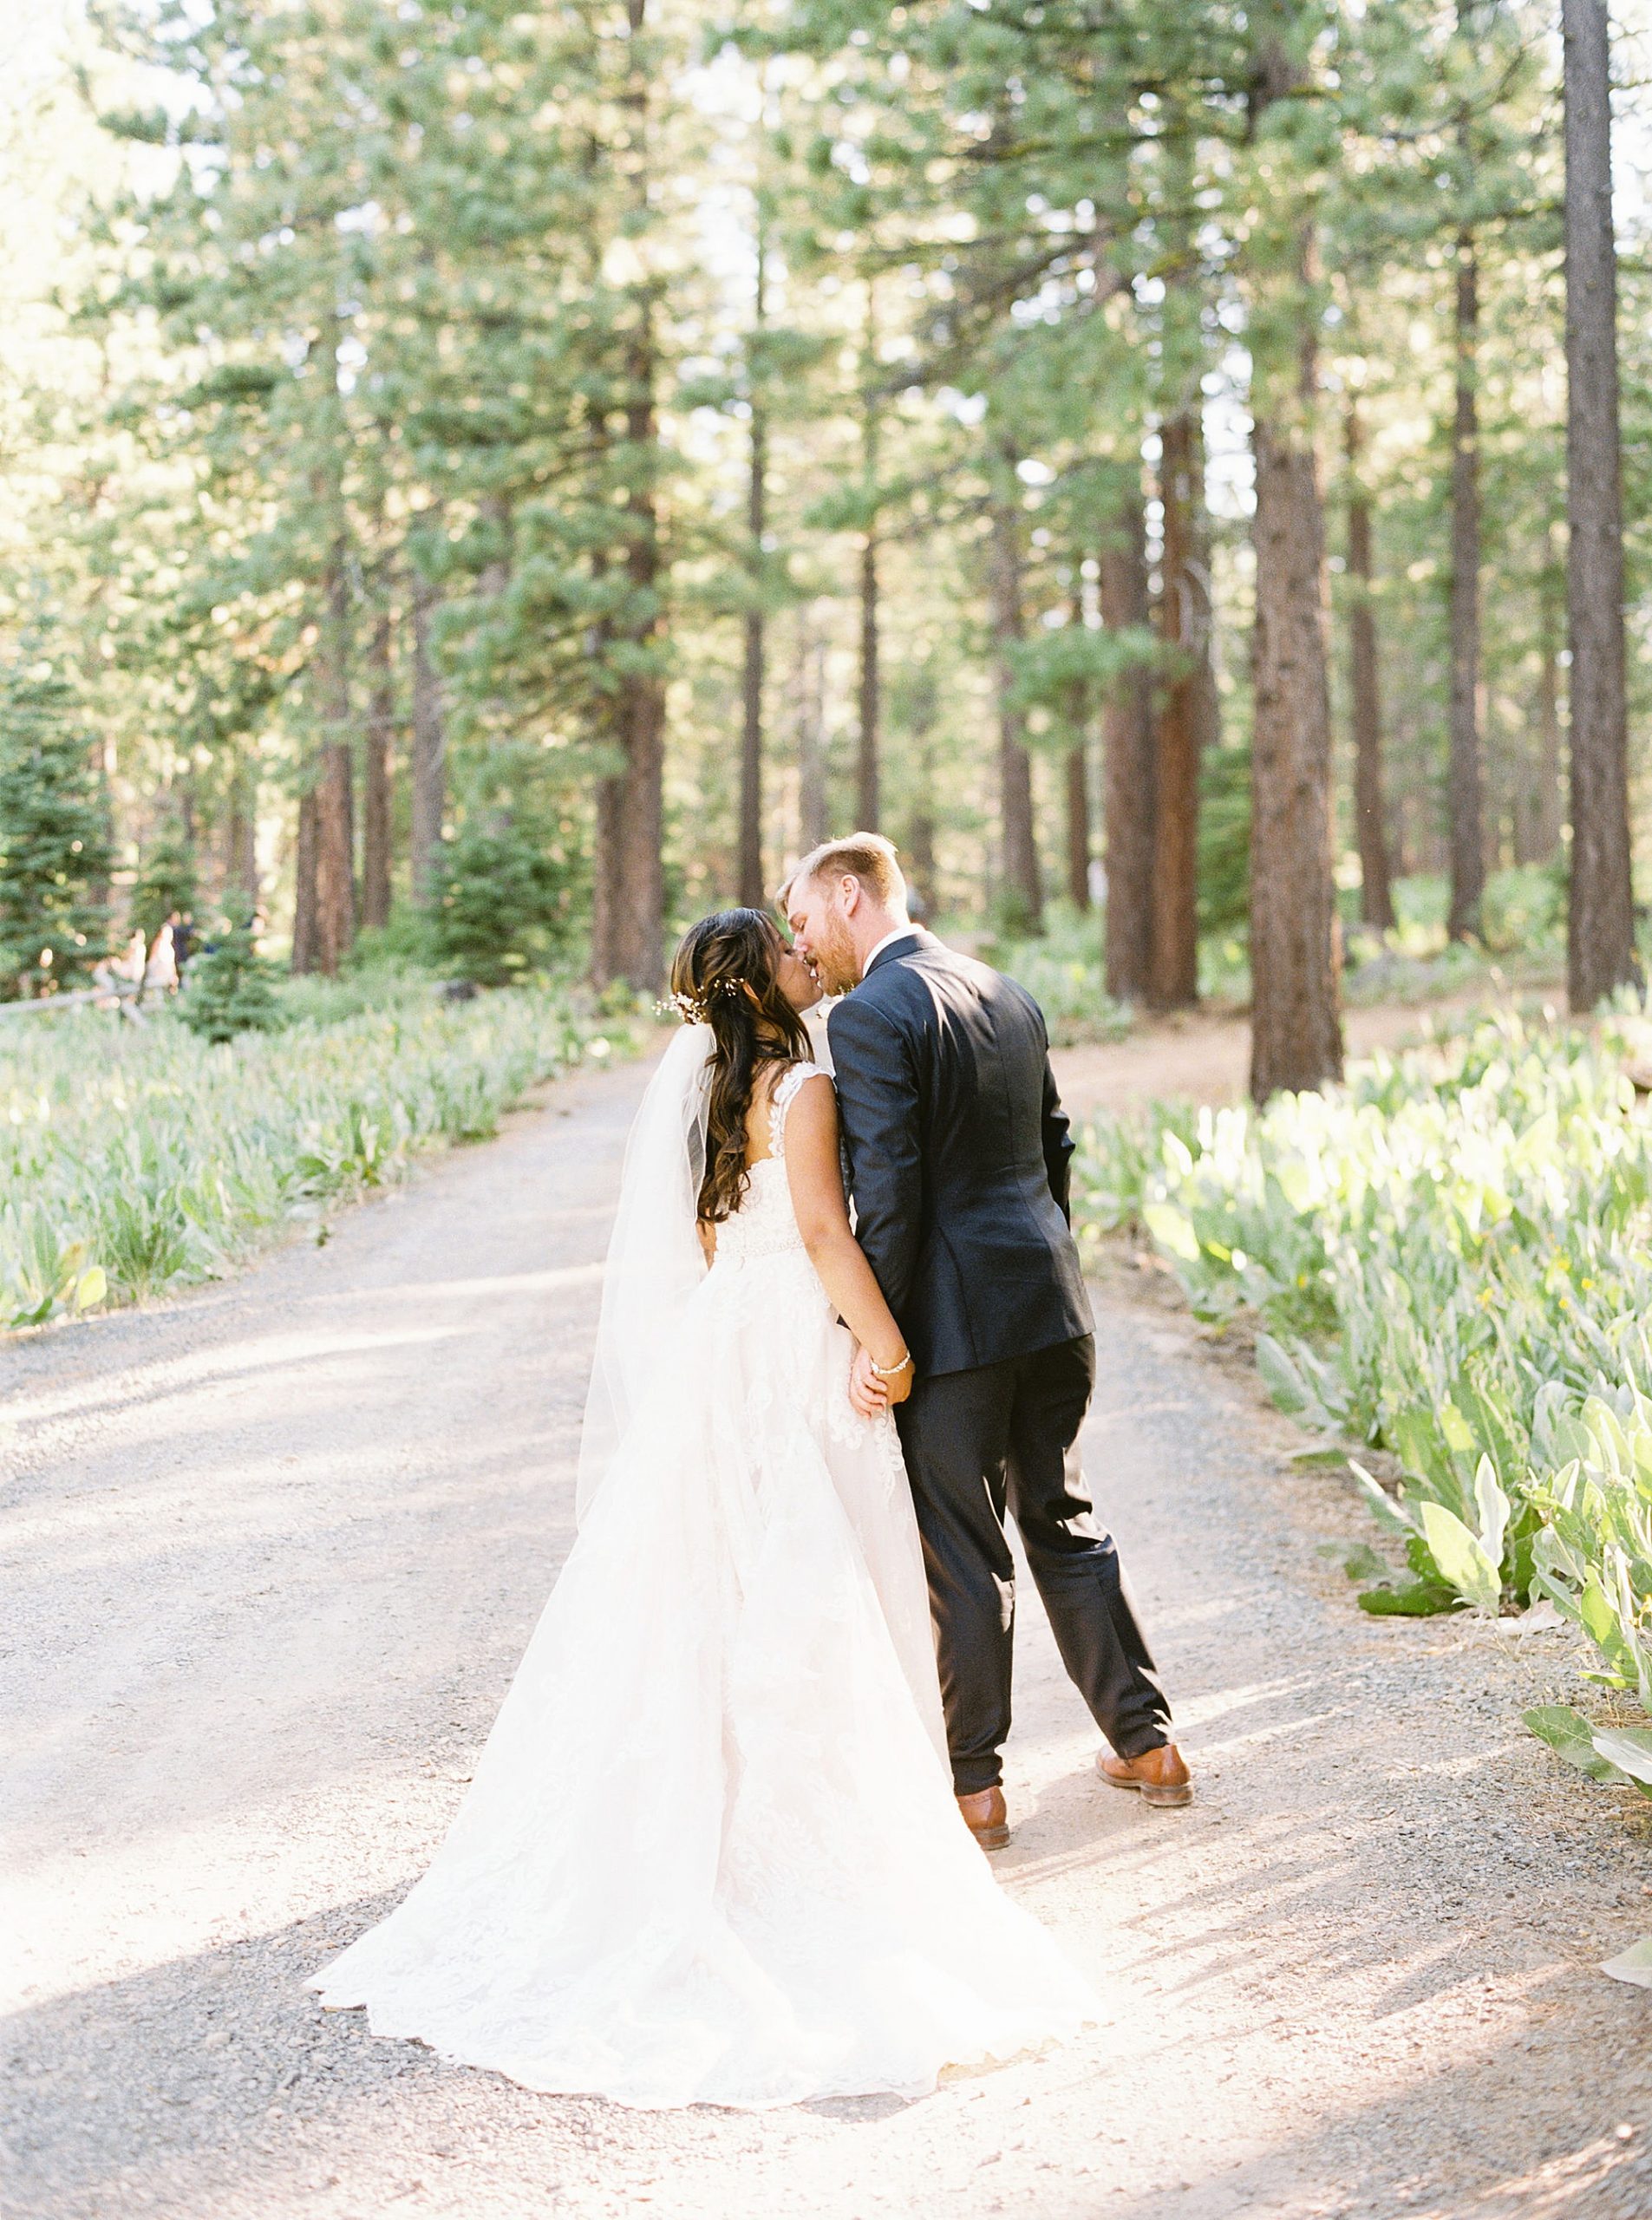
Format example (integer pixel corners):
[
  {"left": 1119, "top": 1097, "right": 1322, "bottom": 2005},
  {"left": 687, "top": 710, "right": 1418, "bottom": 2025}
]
[{"left": 870, "top": 1349, "right": 913, "bottom": 1380}]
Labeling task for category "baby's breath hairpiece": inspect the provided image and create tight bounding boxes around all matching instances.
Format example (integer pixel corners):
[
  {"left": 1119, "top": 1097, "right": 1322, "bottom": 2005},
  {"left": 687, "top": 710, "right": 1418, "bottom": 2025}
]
[{"left": 656, "top": 977, "right": 748, "bottom": 1025}]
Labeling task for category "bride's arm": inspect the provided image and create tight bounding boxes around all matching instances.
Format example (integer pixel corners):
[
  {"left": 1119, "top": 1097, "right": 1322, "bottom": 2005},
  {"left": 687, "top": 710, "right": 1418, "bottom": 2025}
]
[{"left": 782, "top": 1072, "right": 912, "bottom": 1405}]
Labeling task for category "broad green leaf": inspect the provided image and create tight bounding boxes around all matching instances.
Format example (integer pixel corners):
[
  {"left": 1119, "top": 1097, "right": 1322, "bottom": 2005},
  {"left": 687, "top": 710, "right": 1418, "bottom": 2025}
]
[
  {"left": 1338, "top": 1542, "right": 1393, "bottom": 1585},
  {"left": 1579, "top": 1578, "right": 1619, "bottom": 1652},
  {"left": 1525, "top": 1706, "right": 1629, "bottom": 1784},
  {"left": 74, "top": 1265, "right": 107, "bottom": 1310},
  {"left": 1142, "top": 1203, "right": 1200, "bottom": 1264},
  {"left": 1590, "top": 1728, "right": 1652, "bottom": 1788},
  {"left": 1473, "top": 1455, "right": 1511, "bottom": 1570},
  {"left": 1348, "top": 1460, "right": 1414, "bottom": 1535},
  {"left": 1358, "top": 1577, "right": 1459, "bottom": 1617},
  {"left": 1439, "top": 1401, "right": 1476, "bottom": 1455},
  {"left": 1419, "top": 1500, "right": 1502, "bottom": 1613},
  {"left": 1256, "top": 1334, "right": 1312, "bottom": 1419}
]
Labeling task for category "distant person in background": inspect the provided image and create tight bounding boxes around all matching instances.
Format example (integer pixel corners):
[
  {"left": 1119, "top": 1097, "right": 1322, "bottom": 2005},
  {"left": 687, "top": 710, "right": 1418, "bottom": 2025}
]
[
  {"left": 142, "top": 924, "right": 178, "bottom": 999},
  {"left": 170, "top": 910, "right": 195, "bottom": 979},
  {"left": 95, "top": 929, "right": 150, "bottom": 1018}
]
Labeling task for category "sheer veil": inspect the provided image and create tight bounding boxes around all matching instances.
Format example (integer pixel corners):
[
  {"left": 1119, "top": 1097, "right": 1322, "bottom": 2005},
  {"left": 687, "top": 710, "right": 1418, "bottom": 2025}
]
[{"left": 576, "top": 1022, "right": 713, "bottom": 1524}]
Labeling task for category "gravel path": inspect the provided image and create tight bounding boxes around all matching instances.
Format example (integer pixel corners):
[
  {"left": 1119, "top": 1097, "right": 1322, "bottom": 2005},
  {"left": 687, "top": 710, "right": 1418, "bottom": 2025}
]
[{"left": 4, "top": 1054, "right": 1650, "bottom": 2220}]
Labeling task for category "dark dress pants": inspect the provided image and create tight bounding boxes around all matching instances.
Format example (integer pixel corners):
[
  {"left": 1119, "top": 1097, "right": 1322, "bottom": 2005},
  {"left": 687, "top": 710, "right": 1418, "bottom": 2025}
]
[{"left": 894, "top": 1334, "right": 1171, "bottom": 1797}]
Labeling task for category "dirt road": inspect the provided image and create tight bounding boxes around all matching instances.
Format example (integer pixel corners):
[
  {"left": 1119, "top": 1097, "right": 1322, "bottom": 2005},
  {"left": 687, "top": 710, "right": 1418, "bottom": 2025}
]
[
  {"left": 1048, "top": 1000, "right": 1501, "bottom": 1122},
  {"left": 4, "top": 1052, "right": 1649, "bottom": 2220}
]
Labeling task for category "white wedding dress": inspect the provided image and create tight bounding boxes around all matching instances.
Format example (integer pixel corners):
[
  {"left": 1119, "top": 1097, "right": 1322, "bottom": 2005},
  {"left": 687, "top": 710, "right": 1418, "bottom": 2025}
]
[{"left": 309, "top": 1055, "right": 1094, "bottom": 2108}]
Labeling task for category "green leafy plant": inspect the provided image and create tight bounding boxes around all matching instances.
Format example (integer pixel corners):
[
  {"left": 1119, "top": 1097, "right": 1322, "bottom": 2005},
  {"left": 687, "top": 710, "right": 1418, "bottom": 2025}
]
[
  {"left": 0, "top": 987, "right": 630, "bottom": 1329},
  {"left": 178, "top": 911, "right": 284, "bottom": 1042},
  {"left": 1072, "top": 1009, "right": 1652, "bottom": 1702}
]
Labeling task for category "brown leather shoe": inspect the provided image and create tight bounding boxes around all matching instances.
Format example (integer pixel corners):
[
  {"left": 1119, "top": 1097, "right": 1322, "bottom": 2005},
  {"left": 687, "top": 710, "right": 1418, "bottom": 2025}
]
[
  {"left": 957, "top": 1786, "right": 1010, "bottom": 1851},
  {"left": 1097, "top": 1742, "right": 1192, "bottom": 1808}
]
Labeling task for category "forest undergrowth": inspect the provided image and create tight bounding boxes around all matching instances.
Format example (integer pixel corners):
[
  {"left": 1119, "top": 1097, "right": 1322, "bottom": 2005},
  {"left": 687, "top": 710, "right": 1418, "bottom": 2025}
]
[
  {"left": 0, "top": 985, "right": 634, "bottom": 1332},
  {"left": 1073, "top": 1004, "right": 1652, "bottom": 1922}
]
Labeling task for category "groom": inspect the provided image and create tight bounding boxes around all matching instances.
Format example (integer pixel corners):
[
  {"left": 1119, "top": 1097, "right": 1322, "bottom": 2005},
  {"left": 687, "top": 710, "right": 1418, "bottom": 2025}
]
[{"left": 782, "top": 833, "right": 1191, "bottom": 1846}]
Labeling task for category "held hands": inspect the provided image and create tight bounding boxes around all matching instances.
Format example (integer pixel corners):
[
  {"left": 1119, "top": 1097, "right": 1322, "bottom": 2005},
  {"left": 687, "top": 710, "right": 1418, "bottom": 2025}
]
[{"left": 849, "top": 1342, "right": 914, "bottom": 1419}]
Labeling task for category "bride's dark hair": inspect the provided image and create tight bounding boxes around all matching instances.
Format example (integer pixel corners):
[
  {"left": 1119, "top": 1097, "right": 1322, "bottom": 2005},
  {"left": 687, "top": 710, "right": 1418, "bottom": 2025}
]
[{"left": 669, "top": 908, "right": 812, "bottom": 1225}]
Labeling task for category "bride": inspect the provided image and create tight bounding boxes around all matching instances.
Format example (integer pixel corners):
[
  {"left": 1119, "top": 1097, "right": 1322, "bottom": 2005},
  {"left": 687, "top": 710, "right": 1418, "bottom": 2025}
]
[{"left": 309, "top": 906, "right": 1094, "bottom": 2108}]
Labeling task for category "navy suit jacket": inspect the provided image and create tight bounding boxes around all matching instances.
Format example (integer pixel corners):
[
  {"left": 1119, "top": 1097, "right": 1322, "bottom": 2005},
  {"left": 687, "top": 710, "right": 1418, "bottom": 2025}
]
[{"left": 826, "top": 930, "right": 1093, "bottom": 1378}]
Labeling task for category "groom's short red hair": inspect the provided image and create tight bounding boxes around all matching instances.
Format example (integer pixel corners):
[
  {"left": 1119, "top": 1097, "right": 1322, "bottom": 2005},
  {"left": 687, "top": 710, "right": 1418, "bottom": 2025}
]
[{"left": 778, "top": 832, "right": 906, "bottom": 913}]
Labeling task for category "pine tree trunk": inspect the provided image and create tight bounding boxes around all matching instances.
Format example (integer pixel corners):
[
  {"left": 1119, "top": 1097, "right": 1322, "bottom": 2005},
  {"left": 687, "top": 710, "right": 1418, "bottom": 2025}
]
[
  {"left": 856, "top": 294, "right": 881, "bottom": 832},
  {"left": 1149, "top": 411, "right": 1203, "bottom": 1007},
  {"left": 906, "top": 669, "right": 939, "bottom": 913},
  {"left": 1535, "top": 542, "right": 1564, "bottom": 859},
  {"left": 310, "top": 555, "right": 356, "bottom": 977},
  {"left": 591, "top": 317, "right": 666, "bottom": 992},
  {"left": 989, "top": 478, "right": 1041, "bottom": 934},
  {"left": 796, "top": 606, "right": 829, "bottom": 852},
  {"left": 857, "top": 525, "right": 880, "bottom": 831},
  {"left": 226, "top": 745, "right": 258, "bottom": 912},
  {"left": 1247, "top": 29, "right": 1343, "bottom": 1104},
  {"left": 408, "top": 570, "right": 446, "bottom": 906},
  {"left": 291, "top": 785, "right": 319, "bottom": 974},
  {"left": 362, "top": 601, "right": 394, "bottom": 931},
  {"left": 1066, "top": 746, "right": 1091, "bottom": 911},
  {"left": 740, "top": 597, "right": 766, "bottom": 906},
  {"left": 591, "top": 1, "right": 666, "bottom": 995},
  {"left": 1100, "top": 494, "right": 1154, "bottom": 1002},
  {"left": 738, "top": 243, "right": 767, "bottom": 908},
  {"left": 1446, "top": 233, "right": 1486, "bottom": 943},
  {"left": 1564, "top": 0, "right": 1636, "bottom": 1009},
  {"left": 1345, "top": 406, "right": 1396, "bottom": 931}
]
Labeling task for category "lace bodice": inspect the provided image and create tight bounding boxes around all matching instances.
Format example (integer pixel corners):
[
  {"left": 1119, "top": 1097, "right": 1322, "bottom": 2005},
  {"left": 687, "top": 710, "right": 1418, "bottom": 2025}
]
[{"left": 710, "top": 1062, "right": 822, "bottom": 1269}]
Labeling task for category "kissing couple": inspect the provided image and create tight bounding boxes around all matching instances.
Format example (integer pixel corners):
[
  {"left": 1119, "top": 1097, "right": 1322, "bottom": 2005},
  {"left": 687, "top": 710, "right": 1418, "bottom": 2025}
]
[{"left": 310, "top": 832, "right": 1192, "bottom": 2108}]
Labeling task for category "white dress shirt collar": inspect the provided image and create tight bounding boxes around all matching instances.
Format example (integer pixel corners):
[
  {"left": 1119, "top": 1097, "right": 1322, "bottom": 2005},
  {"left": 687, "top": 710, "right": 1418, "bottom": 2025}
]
[{"left": 861, "top": 924, "right": 919, "bottom": 981}]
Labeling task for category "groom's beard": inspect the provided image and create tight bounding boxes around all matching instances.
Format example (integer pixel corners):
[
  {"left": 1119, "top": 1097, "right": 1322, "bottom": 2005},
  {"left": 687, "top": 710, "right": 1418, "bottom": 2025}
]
[
  {"left": 816, "top": 930, "right": 859, "bottom": 998},
  {"left": 821, "top": 945, "right": 857, "bottom": 999}
]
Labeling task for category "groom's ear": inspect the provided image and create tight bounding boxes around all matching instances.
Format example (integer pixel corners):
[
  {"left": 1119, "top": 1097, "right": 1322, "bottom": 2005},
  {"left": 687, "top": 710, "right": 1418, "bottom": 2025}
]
[{"left": 837, "top": 873, "right": 862, "bottom": 917}]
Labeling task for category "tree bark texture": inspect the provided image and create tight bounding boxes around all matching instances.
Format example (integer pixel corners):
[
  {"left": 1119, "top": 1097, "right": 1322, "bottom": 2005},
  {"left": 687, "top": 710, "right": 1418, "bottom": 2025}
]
[
  {"left": 795, "top": 604, "right": 828, "bottom": 852},
  {"left": 857, "top": 524, "right": 880, "bottom": 832},
  {"left": 1066, "top": 745, "right": 1091, "bottom": 911},
  {"left": 1247, "top": 29, "right": 1343, "bottom": 1103},
  {"left": 989, "top": 486, "right": 1041, "bottom": 933},
  {"left": 738, "top": 415, "right": 766, "bottom": 906},
  {"left": 1534, "top": 549, "right": 1564, "bottom": 860},
  {"left": 408, "top": 569, "right": 447, "bottom": 907},
  {"left": 738, "top": 221, "right": 767, "bottom": 909},
  {"left": 1446, "top": 234, "right": 1486, "bottom": 942},
  {"left": 291, "top": 785, "right": 319, "bottom": 975},
  {"left": 1564, "top": 0, "right": 1637, "bottom": 1009},
  {"left": 362, "top": 601, "right": 394, "bottom": 931},
  {"left": 856, "top": 294, "right": 881, "bottom": 833},
  {"left": 591, "top": 1, "right": 666, "bottom": 995},
  {"left": 906, "top": 666, "right": 940, "bottom": 913},
  {"left": 1250, "top": 410, "right": 1343, "bottom": 1099},
  {"left": 1100, "top": 496, "right": 1154, "bottom": 1002},
  {"left": 1344, "top": 407, "right": 1396, "bottom": 931},
  {"left": 1149, "top": 411, "right": 1204, "bottom": 1008},
  {"left": 1063, "top": 582, "right": 1091, "bottom": 911},
  {"left": 226, "top": 745, "right": 258, "bottom": 912},
  {"left": 591, "top": 323, "right": 666, "bottom": 993},
  {"left": 309, "top": 554, "right": 356, "bottom": 977}
]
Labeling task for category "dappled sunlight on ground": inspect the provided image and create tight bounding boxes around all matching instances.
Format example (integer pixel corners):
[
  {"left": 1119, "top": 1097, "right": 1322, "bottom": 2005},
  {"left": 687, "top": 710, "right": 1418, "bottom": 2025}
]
[{"left": 5, "top": 1059, "right": 1650, "bottom": 2219}]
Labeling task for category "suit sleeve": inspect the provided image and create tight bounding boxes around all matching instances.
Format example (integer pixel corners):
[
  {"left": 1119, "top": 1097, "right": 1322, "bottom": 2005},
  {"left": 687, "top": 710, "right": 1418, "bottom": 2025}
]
[
  {"left": 1040, "top": 1034, "right": 1074, "bottom": 1222},
  {"left": 826, "top": 993, "right": 924, "bottom": 1317}
]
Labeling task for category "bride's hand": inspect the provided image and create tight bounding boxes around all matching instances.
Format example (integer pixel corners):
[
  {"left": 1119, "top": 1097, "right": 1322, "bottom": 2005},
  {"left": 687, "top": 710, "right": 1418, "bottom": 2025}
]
[{"left": 848, "top": 1344, "right": 889, "bottom": 1419}]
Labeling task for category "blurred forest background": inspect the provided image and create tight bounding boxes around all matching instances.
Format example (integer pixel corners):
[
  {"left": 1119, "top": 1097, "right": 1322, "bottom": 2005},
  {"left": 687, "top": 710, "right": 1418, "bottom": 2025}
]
[{"left": 2, "top": 0, "right": 1649, "bottom": 1096}]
